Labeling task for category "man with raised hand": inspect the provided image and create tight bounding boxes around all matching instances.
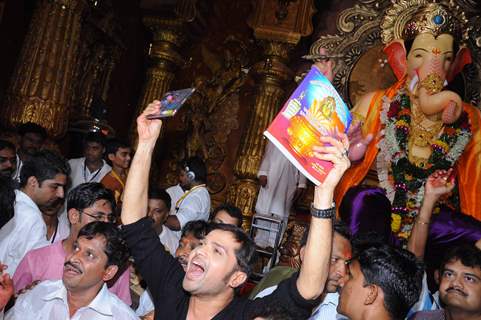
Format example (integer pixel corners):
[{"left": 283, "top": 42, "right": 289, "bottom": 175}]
[{"left": 121, "top": 100, "right": 351, "bottom": 319}]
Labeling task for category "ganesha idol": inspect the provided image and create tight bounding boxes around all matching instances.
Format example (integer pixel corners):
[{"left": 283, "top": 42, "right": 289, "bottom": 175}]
[{"left": 335, "top": 1, "right": 481, "bottom": 242}]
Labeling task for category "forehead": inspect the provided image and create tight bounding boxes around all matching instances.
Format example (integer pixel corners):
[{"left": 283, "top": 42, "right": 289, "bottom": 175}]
[
  {"left": 44, "top": 173, "right": 67, "bottom": 184},
  {"left": 85, "top": 141, "right": 103, "bottom": 148},
  {"left": 181, "top": 233, "right": 200, "bottom": 244},
  {"left": 77, "top": 235, "right": 107, "bottom": 255},
  {"left": 148, "top": 198, "right": 167, "bottom": 208},
  {"left": 205, "top": 229, "right": 240, "bottom": 252},
  {"left": 90, "top": 199, "right": 113, "bottom": 211},
  {"left": 116, "top": 147, "right": 131, "bottom": 154},
  {"left": 348, "top": 259, "right": 363, "bottom": 277},
  {"left": 412, "top": 33, "right": 454, "bottom": 51},
  {"left": 332, "top": 233, "right": 352, "bottom": 259},
  {"left": 0, "top": 148, "right": 15, "bottom": 156},
  {"left": 215, "top": 210, "right": 232, "bottom": 219},
  {"left": 443, "top": 259, "right": 481, "bottom": 277},
  {"left": 23, "top": 132, "right": 44, "bottom": 141}
]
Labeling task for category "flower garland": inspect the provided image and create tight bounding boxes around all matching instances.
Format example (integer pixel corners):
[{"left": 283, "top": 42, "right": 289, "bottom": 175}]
[{"left": 377, "top": 89, "right": 471, "bottom": 240}]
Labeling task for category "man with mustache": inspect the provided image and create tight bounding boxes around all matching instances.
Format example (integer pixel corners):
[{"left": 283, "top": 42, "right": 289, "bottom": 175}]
[
  {"left": 411, "top": 245, "right": 481, "bottom": 320},
  {"left": 5, "top": 221, "right": 137, "bottom": 319},
  {"left": 122, "top": 101, "right": 350, "bottom": 319},
  {"left": 0, "top": 140, "right": 16, "bottom": 180},
  {"left": 12, "top": 123, "right": 47, "bottom": 183},
  {"left": 12, "top": 183, "right": 131, "bottom": 305},
  {"left": 0, "top": 150, "right": 69, "bottom": 274}
]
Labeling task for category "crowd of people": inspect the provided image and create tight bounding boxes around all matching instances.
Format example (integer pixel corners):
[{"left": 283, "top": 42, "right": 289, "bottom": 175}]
[{"left": 0, "top": 99, "right": 479, "bottom": 320}]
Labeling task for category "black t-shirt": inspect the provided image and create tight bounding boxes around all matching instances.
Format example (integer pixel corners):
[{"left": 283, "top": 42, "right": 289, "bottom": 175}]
[{"left": 122, "top": 218, "right": 319, "bottom": 319}]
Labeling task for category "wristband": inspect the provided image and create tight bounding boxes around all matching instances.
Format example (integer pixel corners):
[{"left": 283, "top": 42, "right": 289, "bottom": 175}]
[{"left": 310, "top": 203, "right": 336, "bottom": 219}]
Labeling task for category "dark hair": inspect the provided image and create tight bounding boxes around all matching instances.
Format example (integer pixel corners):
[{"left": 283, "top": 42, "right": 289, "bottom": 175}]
[
  {"left": 340, "top": 186, "right": 392, "bottom": 242},
  {"left": 0, "top": 139, "right": 16, "bottom": 152},
  {"left": 351, "top": 231, "right": 387, "bottom": 256},
  {"left": 183, "top": 156, "right": 207, "bottom": 183},
  {"left": 84, "top": 132, "right": 106, "bottom": 147},
  {"left": 0, "top": 176, "right": 15, "bottom": 229},
  {"left": 67, "top": 182, "right": 116, "bottom": 213},
  {"left": 77, "top": 221, "right": 129, "bottom": 268},
  {"left": 19, "top": 150, "right": 70, "bottom": 188},
  {"left": 148, "top": 187, "right": 172, "bottom": 210},
  {"left": 17, "top": 122, "right": 47, "bottom": 140},
  {"left": 250, "top": 303, "right": 305, "bottom": 320},
  {"left": 181, "top": 219, "right": 209, "bottom": 240},
  {"left": 440, "top": 244, "right": 481, "bottom": 272},
  {"left": 106, "top": 138, "right": 129, "bottom": 156},
  {"left": 208, "top": 223, "right": 257, "bottom": 276},
  {"left": 300, "top": 220, "right": 351, "bottom": 248},
  {"left": 357, "top": 244, "right": 424, "bottom": 320},
  {"left": 213, "top": 203, "right": 243, "bottom": 227}
]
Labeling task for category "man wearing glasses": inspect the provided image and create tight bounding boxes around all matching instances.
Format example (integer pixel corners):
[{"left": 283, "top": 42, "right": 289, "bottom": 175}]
[{"left": 11, "top": 183, "right": 132, "bottom": 306}]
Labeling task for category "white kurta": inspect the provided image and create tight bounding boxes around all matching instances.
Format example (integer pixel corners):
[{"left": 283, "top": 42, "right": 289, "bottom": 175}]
[
  {"left": 68, "top": 157, "right": 111, "bottom": 190},
  {"left": 0, "top": 190, "right": 50, "bottom": 274},
  {"left": 254, "top": 142, "right": 306, "bottom": 248},
  {"left": 166, "top": 184, "right": 185, "bottom": 215},
  {"left": 255, "top": 141, "right": 306, "bottom": 218}
]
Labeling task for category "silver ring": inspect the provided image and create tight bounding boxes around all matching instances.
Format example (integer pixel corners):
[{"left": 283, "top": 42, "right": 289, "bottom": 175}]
[{"left": 342, "top": 149, "right": 348, "bottom": 157}]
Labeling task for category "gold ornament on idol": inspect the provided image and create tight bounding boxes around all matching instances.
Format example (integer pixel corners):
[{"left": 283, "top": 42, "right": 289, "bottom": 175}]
[
  {"left": 408, "top": 102, "right": 444, "bottom": 167},
  {"left": 420, "top": 73, "right": 444, "bottom": 95},
  {"left": 380, "top": 0, "right": 469, "bottom": 45}
]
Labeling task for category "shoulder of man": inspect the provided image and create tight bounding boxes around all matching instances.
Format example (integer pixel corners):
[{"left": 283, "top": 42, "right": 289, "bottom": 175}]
[{"left": 409, "top": 310, "right": 445, "bottom": 320}]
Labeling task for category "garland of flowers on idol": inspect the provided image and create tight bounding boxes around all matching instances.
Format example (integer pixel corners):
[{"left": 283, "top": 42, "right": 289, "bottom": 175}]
[{"left": 376, "top": 89, "right": 471, "bottom": 240}]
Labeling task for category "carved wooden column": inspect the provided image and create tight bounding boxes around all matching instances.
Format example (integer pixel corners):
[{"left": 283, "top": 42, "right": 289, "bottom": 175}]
[
  {"left": 227, "top": 0, "right": 316, "bottom": 230},
  {"left": 135, "top": 17, "right": 185, "bottom": 120},
  {"left": 1, "top": 0, "right": 86, "bottom": 138}
]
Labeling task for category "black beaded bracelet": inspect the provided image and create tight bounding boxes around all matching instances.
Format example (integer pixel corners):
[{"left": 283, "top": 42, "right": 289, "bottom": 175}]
[{"left": 310, "top": 203, "right": 336, "bottom": 219}]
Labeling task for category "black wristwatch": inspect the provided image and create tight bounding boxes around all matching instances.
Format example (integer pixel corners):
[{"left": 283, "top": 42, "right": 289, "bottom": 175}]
[{"left": 310, "top": 203, "right": 336, "bottom": 219}]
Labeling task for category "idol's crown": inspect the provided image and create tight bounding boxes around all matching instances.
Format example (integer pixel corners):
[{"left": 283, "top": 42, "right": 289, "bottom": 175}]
[{"left": 381, "top": 1, "right": 469, "bottom": 44}]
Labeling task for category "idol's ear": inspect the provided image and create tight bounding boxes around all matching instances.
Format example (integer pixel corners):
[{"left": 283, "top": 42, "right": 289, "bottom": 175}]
[
  {"left": 447, "top": 47, "right": 472, "bottom": 83},
  {"left": 383, "top": 40, "right": 407, "bottom": 80}
]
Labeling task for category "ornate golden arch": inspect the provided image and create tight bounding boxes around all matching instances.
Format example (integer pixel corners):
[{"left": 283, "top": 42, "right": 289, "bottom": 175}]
[{"left": 308, "top": 0, "right": 481, "bottom": 108}]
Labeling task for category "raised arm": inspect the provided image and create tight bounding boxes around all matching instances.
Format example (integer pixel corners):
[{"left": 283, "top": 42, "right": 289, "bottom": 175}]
[
  {"left": 407, "top": 169, "right": 454, "bottom": 259},
  {"left": 121, "top": 101, "right": 162, "bottom": 225},
  {"left": 297, "top": 134, "right": 351, "bottom": 300}
]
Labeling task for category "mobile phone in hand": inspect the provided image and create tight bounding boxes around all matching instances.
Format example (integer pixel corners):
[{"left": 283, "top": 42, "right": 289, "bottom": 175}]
[{"left": 146, "top": 88, "right": 196, "bottom": 119}]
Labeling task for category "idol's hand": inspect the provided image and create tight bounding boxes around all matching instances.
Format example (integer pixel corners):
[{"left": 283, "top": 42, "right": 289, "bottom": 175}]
[{"left": 346, "top": 121, "right": 373, "bottom": 162}]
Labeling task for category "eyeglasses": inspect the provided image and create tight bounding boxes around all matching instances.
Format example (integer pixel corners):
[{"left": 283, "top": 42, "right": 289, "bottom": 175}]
[{"left": 80, "top": 210, "right": 117, "bottom": 223}]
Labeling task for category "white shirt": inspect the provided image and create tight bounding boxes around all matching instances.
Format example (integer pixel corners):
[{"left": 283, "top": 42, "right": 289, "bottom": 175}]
[
  {"left": 255, "top": 141, "right": 306, "bottom": 219},
  {"left": 309, "top": 292, "right": 347, "bottom": 320},
  {"left": 0, "top": 190, "right": 49, "bottom": 274},
  {"left": 166, "top": 184, "right": 184, "bottom": 215},
  {"left": 68, "top": 157, "right": 111, "bottom": 190},
  {"left": 47, "top": 213, "right": 70, "bottom": 244},
  {"left": 135, "top": 290, "right": 154, "bottom": 317},
  {"left": 5, "top": 280, "right": 138, "bottom": 320},
  {"left": 174, "top": 186, "right": 210, "bottom": 229},
  {"left": 158, "top": 227, "right": 178, "bottom": 255}
]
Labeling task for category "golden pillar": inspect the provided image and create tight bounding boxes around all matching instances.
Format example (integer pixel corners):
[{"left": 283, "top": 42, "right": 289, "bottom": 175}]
[
  {"left": 227, "top": 41, "right": 293, "bottom": 230},
  {"left": 1, "top": 0, "right": 86, "bottom": 138},
  {"left": 228, "top": 0, "right": 316, "bottom": 231},
  {"left": 135, "top": 17, "right": 185, "bottom": 119}
]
